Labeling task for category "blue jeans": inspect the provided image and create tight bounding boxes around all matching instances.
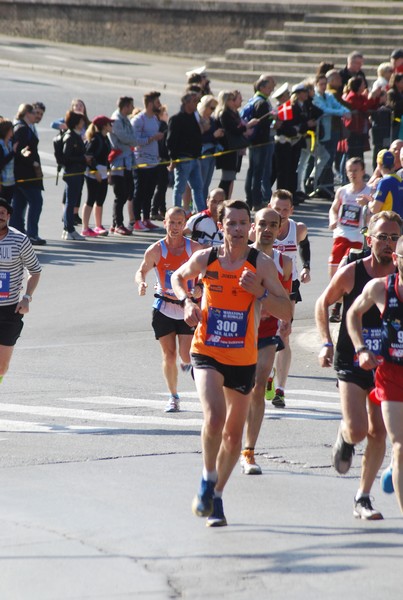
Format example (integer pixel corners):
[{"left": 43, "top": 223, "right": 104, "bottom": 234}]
[
  {"left": 200, "top": 153, "right": 216, "bottom": 201},
  {"left": 11, "top": 186, "right": 43, "bottom": 238},
  {"left": 172, "top": 158, "right": 205, "bottom": 212},
  {"left": 64, "top": 174, "right": 84, "bottom": 232},
  {"left": 245, "top": 144, "right": 269, "bottom": 208},
  {"left": 261, "top": 142, "right": 275, "bottom": 203}
]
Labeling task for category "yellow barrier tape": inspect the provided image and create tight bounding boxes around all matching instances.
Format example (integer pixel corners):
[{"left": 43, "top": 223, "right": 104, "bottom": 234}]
[
  {"left": 13, "top": 139, "right": 274, "bottom": 184},
  {"left": 306, "top": 130, "right": 316, "bottom": 153}
]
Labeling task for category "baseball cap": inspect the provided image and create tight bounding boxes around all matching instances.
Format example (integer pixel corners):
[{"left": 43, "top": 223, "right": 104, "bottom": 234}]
[
  {"left": 377, "top": 149, "right": 395, "bottom": 169},
  {"left": 92, "top": 115, "right": 114, "bottom": 129}
]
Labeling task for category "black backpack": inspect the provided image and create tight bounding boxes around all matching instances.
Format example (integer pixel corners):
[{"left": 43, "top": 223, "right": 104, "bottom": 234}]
[{"left": 53, "top": 129, "right": 69, "bottom": 172}]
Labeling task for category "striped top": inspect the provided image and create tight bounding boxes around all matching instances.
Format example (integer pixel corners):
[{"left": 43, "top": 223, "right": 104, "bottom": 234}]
[{"left": 0, "top": 226, "right": 42, "bottom": 305}]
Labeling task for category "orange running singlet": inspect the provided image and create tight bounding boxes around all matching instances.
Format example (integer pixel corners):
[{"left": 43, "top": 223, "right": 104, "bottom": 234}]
[
  {"left": 191, "top": 246, "right": 261, "bottom": 366},
  {"left": 153, "top": 238, "right": 193, "bottom": 310}
]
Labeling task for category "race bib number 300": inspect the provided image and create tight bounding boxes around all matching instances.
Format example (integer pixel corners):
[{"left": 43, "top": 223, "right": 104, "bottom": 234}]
[{"left": 206, "top": 307, "right": 247, "bottom": 348}]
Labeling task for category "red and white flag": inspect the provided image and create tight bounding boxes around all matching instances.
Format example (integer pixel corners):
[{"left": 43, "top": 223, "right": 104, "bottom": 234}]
[{"left": 277, "top": 100, "right": 293, "bottom": 121}]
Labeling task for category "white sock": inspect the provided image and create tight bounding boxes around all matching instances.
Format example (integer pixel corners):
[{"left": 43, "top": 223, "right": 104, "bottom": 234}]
[
  {"left": 355, "top": 489, "right": 369, "bottom": 501},
  {"left": 203, "top": 468, "right": 217, "bottom": 482}
]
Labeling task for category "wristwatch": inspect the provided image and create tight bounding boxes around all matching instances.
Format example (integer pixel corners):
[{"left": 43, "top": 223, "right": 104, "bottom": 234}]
[
  {"left": 355, "top": 345, "right": 368, "bottom": 354},
  {"left": 22, "top": 294, "right": 32, "bottom": 302}
]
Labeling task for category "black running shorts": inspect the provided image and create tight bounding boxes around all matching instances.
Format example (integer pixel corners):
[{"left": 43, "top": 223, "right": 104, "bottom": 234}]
[
  {"left": 0, "top": 304, "right": 24, "bottom": 346},
  {"left": 191, "top": 352, "right": 256, "bottom": 395},
  {"left": 152, "top": 308, "right": 195, "bottom": 340}
]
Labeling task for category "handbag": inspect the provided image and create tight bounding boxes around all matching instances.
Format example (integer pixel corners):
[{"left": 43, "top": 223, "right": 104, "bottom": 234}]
[{"left": 225, "top": 131, "right": 250, "bottom": 150}]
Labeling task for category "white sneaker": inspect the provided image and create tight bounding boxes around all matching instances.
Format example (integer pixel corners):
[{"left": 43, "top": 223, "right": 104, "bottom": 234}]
[
  {"left": 240, "top": 449, "right": 262, "bottom": 475},
  {"left": 164, "top": 395, "right": 180, "bottom": 413},
  {"left": 61, "top": 230, "right": 67, "bottom": 240},
  {"left": 66, "top": 230, "right": 86, "bottom": 240}
]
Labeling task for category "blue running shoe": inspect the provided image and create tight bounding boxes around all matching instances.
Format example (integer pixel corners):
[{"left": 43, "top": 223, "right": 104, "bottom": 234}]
[
  {"left": 380, "top": 466, "right": 394, "bottom": 494},
  {"left": 206, "top": 497, "right": 227, "bottom": 527},
  {"left": 192, "top": 478, "right": 215, "bottom": 517}
]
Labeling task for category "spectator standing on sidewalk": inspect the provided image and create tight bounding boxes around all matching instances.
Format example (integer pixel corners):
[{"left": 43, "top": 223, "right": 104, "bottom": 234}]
[
  {"left": 109, "top": 96, "right": 137, "bottom": 236},
  {"left": 131, "top": 91, "right": 164, "bottom": 232},
  {"left": 11, "top": 104, "right": 46, "bottom": 246},
  {"left": 166, "top": 92, "right": 205, "bottom": 213}
]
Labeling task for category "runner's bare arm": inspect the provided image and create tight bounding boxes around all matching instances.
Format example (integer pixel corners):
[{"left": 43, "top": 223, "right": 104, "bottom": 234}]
[
  {"left": 135, "top": 242, "right": 160, "bottom": 296},
  {"left": 329, "top": 190, "right": 342, "bottom": 230},
  {"left": 240, "top": 253, "right": 292, "bottom": 321},
  {"left": 315, "top": 263, "right": 355, "bottom": 367},
  {"left": 171, "top": 249, "right": 210, "bottom": 326}
]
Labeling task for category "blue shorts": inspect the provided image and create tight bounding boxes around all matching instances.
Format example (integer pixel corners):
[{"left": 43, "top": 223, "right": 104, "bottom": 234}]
[{"left": 257, "top": 335, "right": 285, "bottom": 351}]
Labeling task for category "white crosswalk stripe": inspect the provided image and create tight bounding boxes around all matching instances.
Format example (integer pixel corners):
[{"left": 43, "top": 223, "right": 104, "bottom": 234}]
[{"left": 0, "top": 389, "right": 341, "bottom": 435}]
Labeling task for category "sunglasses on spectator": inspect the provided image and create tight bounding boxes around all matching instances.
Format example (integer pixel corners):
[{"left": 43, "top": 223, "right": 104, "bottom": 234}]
[{"left": 371, "top": 233, "right": 400, "bottom": 242}]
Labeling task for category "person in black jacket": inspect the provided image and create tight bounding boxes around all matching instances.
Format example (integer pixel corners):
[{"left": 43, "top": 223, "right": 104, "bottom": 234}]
[
  {"left": 244, "top": 75, "right": 276, "bottom": 210},
  {"left": 10, "top": 104, "right": 46, "bottom": 245},
  {"left": 274, "top": 84, "right": 312, "bottom": 201},
  {"left": 215, "top": 91, "right": 258, "bottom": 199},
  {"left": 61, "top": 111, "right": 91, "bottom": 240},
  {"left": 166, "top": 92, "right": 205, "bottom": 212},
  {"left": 82, "top": 115, "right": 112, "bottom": 237}
]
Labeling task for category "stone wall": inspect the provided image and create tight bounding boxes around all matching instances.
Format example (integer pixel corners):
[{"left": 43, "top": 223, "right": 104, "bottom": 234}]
[{"left": 0, "top": 0, "right": 310, "bottom": 55}]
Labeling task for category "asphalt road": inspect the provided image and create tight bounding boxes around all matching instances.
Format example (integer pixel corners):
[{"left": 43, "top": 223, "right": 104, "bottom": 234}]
[{"left": 0, "top": 35, "right": 402, "bottom": 600}]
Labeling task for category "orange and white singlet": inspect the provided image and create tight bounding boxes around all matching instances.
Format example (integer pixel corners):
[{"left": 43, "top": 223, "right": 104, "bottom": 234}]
[
  {"left": 191, "top": 246, "right": 261, "bottom": 366},
  {"left": 153, "top": 238, "right": 193, "bottom": 319}
]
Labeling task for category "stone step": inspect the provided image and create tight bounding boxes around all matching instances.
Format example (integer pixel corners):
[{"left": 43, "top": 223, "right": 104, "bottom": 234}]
[
  {"left": 245, "top": 39, "right": 398, "bottom": 56},
  {"left": 282, "top": 21, "right": 403, "bottom": 35},
  {"left": 206, "top": 68, "right": 307, "bottom": 86},
  {"left": 206, "top": 59, "right": 328, "bottom": 84},
  {"left": 224, "top": 49, "right": 383, "bottom": 67},
  {"left": 304, "top": 12, "right": 403, "bottom": 25},
  {"left": 206, "top": 5, "right": 402, "bottom": 85}
]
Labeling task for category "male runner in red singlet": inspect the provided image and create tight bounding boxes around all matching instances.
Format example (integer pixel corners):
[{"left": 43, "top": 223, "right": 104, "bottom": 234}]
[
  {"left": 135, "top": 207, "right": 200, "bottom": 412},
  {"left": 171, "top": 200, "right": 292, "bottom": 527},
  {"left": 240, "top": 207, "right": 292, "bottom": 474},
  {"left": 347, "top": 234, "right": 403, "bottom": 514}
]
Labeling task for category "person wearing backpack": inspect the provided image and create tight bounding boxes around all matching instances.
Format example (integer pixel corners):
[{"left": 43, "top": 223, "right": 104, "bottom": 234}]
[
  {"left": 243, "top": 75, "right": 276, "bottom": 211},
  {"left": 61, "top": 111, "right": 91, "bottom": 240}
]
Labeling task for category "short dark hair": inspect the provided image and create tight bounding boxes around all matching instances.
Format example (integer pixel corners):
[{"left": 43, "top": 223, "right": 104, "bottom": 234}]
[
  {"left": 65, "top": 110, "right": 85, "bottom": 130},
  {"left": 143, "top": 91, "right": 161, "bottom": 107},
  {"left": 187, "top": 73, "right": 203, "bottom": 85},
  {"left": 218, "top": 199, "right": 251, "bottom": 223},
  {"left": 0, "top": 119, "right": 13, "bottom": 140},
  {"left": 348, "top": 76, "right": 364, "bottom": 93},
  {"left": 117, "top": 96, "right": 133, "bottom": 110},
  {"left": 0, "top": 198, "right": 13, "bottom": 215},
  {"left": 33, "top": 102, "right": 46, "bottom": 112},
  {"left": 271, "top": 189, "right": 293, "bottom": 205},
  {"left": 346, "top": 156, "right": 365, "bottom": 170}
]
